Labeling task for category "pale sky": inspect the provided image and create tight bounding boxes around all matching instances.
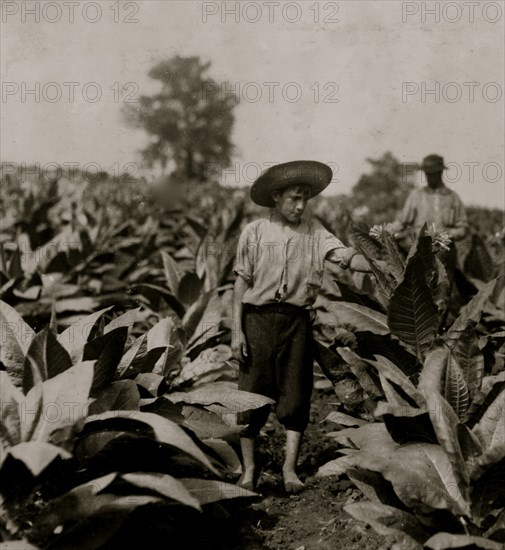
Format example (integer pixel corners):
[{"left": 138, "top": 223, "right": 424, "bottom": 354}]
[{"left": 1, "top": 0, "right": 504, "bottom": 208}]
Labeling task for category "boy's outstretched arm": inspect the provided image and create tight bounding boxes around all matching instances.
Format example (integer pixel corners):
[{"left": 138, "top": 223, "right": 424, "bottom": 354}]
[
  {"left": 326, "top": 249, "right": 387, "bottom": 273},
  {"left": 232, "top": 276, "right": 250, "bottom": 362},
  {"left": 348, "top": 253, "right": 379, "bottom": 272}
]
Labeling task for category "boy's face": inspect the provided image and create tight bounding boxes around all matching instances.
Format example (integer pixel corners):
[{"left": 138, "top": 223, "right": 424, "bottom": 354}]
[{"left": 272, "top": 186, "right": 310, "bottom": 224}]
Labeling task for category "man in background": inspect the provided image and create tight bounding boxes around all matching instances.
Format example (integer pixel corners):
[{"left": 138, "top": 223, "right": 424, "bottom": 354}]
[{"left": 390, "top": 154, "right": 468, "bottom": 285}]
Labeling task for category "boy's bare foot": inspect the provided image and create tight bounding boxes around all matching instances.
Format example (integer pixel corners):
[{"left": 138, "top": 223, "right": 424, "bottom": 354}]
[
  {"left": 283, "top": 469, "right": 304, "bottom": 494},
  {"left": 237, "top": 467, "right": 256, "bottom": 491}
]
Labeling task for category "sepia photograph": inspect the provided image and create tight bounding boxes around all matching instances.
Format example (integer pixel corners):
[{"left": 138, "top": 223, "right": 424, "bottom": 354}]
[{"left": 1, "top": 1, "right": 504, "bottom": 548}]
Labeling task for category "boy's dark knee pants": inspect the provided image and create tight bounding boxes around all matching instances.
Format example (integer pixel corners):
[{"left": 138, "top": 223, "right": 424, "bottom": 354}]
[{"left": 238, "top": 304, "right": 313, "bottom": 436}]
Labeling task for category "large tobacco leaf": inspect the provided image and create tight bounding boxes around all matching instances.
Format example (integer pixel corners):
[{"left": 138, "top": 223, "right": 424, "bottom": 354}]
[
  {"left": 325, "top": 302, "right": 390, "bottom": 336},
  {"left": 355, "top": 331, "right": 421, "bottom": 382},
  {"left": 167, "top": 387, "right": 274, "bottom": 416},
  {"left": 346, "top": 467, "right": 407, "bottom": 509},
  {"left": 30, "top": 361, "right": 95, "bottom": 442},
  {"left": 182, "top": 288, "right": 217, "bottom": 341},
  {"left": 381, "top": 231, "right": 405, "bottom": 283},
  {"left": 445, "top": 278, "right": 497, "bottom": 347},
  {"left": 185, "top": 291, "right": 223, "bottom": 350},
  {"left": 160, "top": 250, "right": 182, "bottom": 295},
  {"left": 170, "top": 345, "right": 233, "bottom": 388},
  {"left": 457, "top": 424, "right": 483, "bottom": 471},
  {"left": 117, "top": 317, "right": 179, "bottom": 378},
  {"left": 326, "top": 423, "right": 397, "bottom": 453},
  {"left": 452, "top": 327, "right": 485, "bottom": 399},
  {"left": 387, "top": 256, "right": 439, "bottom": 359},
  {"left": 471, "top": 459, "right": 504, "bottom": 526},
  {"left": 465, "top": 372, "right": 505, "bottom": 428},
  {"left": 464, "top": 233, "right": 496, "bottom": 283},
  {"left": 406, "top": 229, "right": 435, "bottom": 285},
  {"left": 195, "top": 233, "right": 221, "bottom": 291},
  {"left": 88, "top": 380, "right": 141, "bottom": 415},
  {"left": 336, "top": 347, "right": 382, "bottom": 399},
  {"left": 422, "top": 390, "right": 470, "bottom": 498},
  {"left": 177, "top": 272, "right": 204, "bottom": 306},
  {"left": 335, "top": 281, "right": 384, "bottom": 313},
  {"left": 83, "top": 326, "right": 129, "bottom": 393},
  {"left": 420, "top": 348, "right": 470, "bottom": 421},
  {"left": 363, "top": 354, "right": 424, "bottom": 406},
  {"left": 443, "top": 358, "right": 470, "bottom": 422},
  {"left": 324, "top": 411, "right": 368, "bottom": 427},
  {"left": 348, "top": 219, "right": 382, "bottom": 259},
  {"left": 22, "top": 328, "right": 72, "bottom": 393},
  {"left": 180, "top": 478, "right": 257, "bottom": 504},
  {"left": 3, "top": 441, "right": 71, "bottom": 476},
  {"left": 432, "top": 257, "right": 450, "bottom": 308},
  {"left": 347, "top": 221, "right": 395, "bottom": 303},
  {"left": 351, "top": 441, "right": 471, "bottom": 517},
  {"left": 1, "top": 362, "right": 94, "bottom": 448},
  {"left": 33, "top": 473, "right": 162, "bottom": 548},
  {"left": 375, "top": 402, "right": 438, "bottom": 445},
  {"left": 0, "top": 300, "right": 36, "bottom": 386},
  {"left": 103, "top": 307, "right": 141, "bottom": 335},
  {"left": 419, "top": 350, "right": 470, "bottom": 488},
  {"left": 344, "top": 501, "right": 428, "bottom": 545},
  {"left": 57, "top": 306, "right": 113, "bottom": 363},
  {"left": 316, "top": 453, "right": 359, "bottom": 478},
  {"left": 84, "top": 411, "right": 219, "bottom": 474},
  {"left": 181, "top": 404, "right": 243, "bottom": 440},
  {"left": 200, "top": 439, "right": 242, "bottom": 474},
  {"left": 122, "top": 472, "right": 201, "bottom": 509},
  {"left": 473, "top": 387, "right": 505, "bottom": 460},
  {"left": 379, "top": 371, "right": 415, "bottom": 411},
  {"left": 424, "top": 533, "right": 502, "bottom": 550}
]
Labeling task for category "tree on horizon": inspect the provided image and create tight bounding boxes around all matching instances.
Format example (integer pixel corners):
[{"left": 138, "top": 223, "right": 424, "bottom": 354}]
[
  {"left": 124, "top": 56, "right": 237, "bottom": 180},
  {"left": 351, "top": 151, "right": 415, "bottom": 225}
]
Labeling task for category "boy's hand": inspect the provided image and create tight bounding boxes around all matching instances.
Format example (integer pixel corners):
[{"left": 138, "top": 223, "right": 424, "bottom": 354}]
[
  {"left": 231, "top": 330, "right": 248, "bottom": 362},
  {"left": 375, "top": 260, "right": 389, "bottom": 272}
]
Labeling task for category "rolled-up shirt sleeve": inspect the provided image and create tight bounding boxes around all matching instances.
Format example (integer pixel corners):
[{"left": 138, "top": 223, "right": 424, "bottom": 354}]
[
  {"left": 320, "top": 229, "right": 358, "bottom": 269},
  {"left": 233, "top": 224, "right": 255, "bottom": 283}
]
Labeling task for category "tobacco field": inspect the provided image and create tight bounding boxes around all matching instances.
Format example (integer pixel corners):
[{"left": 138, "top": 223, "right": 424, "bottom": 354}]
[{"left": 0, "top": 166, "right": 504, "bottom": 550}]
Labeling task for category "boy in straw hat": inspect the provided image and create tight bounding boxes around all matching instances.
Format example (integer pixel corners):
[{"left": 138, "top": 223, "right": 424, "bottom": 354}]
[{"left": 232, "top": 160, "right": 384, "bottom": 493}]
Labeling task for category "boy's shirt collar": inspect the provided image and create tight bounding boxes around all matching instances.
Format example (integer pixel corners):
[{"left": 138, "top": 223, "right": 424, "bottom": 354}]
[{"left": 268, "top": 212, "right": 309, "bottom": 231}]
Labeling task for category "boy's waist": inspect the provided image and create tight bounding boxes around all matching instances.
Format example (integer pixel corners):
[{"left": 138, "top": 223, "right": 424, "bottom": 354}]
[{"left": 243, "top": 302, "right": 309, "bottom": 315}]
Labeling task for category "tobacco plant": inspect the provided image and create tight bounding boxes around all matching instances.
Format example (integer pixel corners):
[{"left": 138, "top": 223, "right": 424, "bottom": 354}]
[
  {"left": 0, "top": 301, "right": 270, "bottom": 548},
  {"left": 316, "top": 226, "right": 505, "bottom": 549}
]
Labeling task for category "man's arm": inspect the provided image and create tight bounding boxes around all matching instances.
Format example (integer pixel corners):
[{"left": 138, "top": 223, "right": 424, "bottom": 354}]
[
  {"left": 231, "top": 276, "right": 250, "bottom": 362},
  {"left": 389, "top": 190, "right": 417, "bottom": 235},
  {"left": 446, "top": 194, "right": 468, "bottom": 241}
]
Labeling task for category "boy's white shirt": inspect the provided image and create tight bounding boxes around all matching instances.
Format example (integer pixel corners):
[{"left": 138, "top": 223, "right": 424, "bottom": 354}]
[{"left": 234, "top": 215, "right": 356, "bottom": 307}]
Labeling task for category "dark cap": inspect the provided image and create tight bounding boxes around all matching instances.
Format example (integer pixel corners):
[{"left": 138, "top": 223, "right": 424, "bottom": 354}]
[{"left": 420, "top": 154, "right": 447, "bottom": 173}]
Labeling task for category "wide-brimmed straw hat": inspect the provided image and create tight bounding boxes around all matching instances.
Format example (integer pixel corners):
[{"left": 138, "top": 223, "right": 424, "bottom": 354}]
[
  {"left": 420, "top": 154, "right": 447, "bottom": 173},
  {"left": 251, "top": 160, "right": 333, "bottom": 207}
]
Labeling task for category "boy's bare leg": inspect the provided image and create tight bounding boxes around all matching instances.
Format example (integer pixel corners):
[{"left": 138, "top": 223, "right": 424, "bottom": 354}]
[
  {"left": 238, "top": 437, "right": 256, "bottom": 488},
  {"left": 283, "top": 430, "right": 304, "bottom": 493}
]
